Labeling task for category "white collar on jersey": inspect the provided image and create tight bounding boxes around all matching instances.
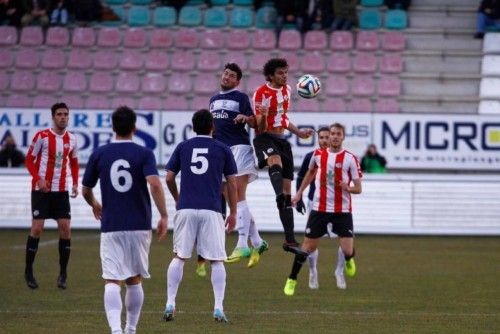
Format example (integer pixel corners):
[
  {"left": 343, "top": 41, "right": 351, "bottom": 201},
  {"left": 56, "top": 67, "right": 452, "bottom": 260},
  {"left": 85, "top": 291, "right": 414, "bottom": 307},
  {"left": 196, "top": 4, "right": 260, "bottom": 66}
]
[
  {"left": 196, "top": 135, "right": 212, "bottom": 138},
  {"left": 49, "top": 128, "right": 67, "bottom": 136},
  {"left": 111, "top": 139, "right": 134, "bottom": 143}
]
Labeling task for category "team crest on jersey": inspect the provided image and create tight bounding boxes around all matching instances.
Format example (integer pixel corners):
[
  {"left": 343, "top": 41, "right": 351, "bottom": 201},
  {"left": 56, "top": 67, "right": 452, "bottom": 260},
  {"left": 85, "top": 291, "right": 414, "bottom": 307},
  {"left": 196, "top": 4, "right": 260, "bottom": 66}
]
[
  {"left": 64, "top": 143, "right": 70, "bottom": 149},
  {"left": 335, "top": 163, "right": 342, "bottom": 169},
  {"left": 33, "top": 210, "right": 39, "bottom": 216}
]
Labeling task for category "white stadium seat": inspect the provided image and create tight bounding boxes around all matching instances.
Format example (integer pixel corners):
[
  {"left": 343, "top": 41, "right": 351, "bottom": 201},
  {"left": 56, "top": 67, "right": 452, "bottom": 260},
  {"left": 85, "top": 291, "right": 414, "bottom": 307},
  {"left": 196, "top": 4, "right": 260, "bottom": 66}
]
[
  {"left": 480, "top": 78, "right": 500, "bottom": 98},
  {"left": 478, "top": 100, "right": 500, "bottom": 114},
  {"left": 481, "top": 55, "right": 500, "bottom": 75},
  {"left": 483, "top": 33, "right": 500, "bottom": 54}
]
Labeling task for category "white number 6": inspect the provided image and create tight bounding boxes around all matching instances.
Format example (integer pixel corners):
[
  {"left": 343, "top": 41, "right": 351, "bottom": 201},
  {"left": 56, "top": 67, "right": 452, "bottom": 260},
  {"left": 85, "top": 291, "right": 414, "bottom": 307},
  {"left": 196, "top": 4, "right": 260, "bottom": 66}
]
[
  {"left": 110, "top": 159, "right": 132, "bottom": 192},
  {"left": 190, "top": 148, "right": 209, "bottom": 175}
]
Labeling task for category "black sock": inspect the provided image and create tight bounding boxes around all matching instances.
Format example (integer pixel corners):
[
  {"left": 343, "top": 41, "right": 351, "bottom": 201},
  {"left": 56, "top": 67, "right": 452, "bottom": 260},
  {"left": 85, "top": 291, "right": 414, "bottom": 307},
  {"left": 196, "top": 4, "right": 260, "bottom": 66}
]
[
  {"left": 268, "top": 164, "right": 283, "bottom": 195},
  {"left": 289, "top": 252, "right": 308, "bottom": 280},
  {"left": 25, "top": 236, "right": 39, "bottom": 274},
  {"left": 58, "top": 238, "right": 71, "bottom": 277},
  {"left": 344, "top": 248, "right": 355, "bottom": 261},
  {"left": 279, "top": 196, "right": 296, "bottom": 243}
]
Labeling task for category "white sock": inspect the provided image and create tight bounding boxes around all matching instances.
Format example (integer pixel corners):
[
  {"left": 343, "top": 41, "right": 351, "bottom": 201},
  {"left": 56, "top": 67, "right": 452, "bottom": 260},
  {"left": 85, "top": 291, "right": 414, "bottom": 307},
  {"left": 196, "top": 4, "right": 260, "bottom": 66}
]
[
  {"left": 335, "top": 246, "right": 345, "bottom": 275},
  {"left": 248, "top": 214, "right": 263, "bottom": 248},
  {"left": 308, "top": 249, "right": 319, "bottom": 272},
  {"left": 104, "top": 283, "right": 122, "bottom": 334},
  {"left": 124, "top": 283, "right": 143, "bottom": 334},
  {"left": 236, "top": 201, "right": 250, "bottom": 248},
  {"left": 210, "top": 261, "right": 226, "bottom": 311},
  {"left": 166, "top": 258, "right": 185, "bottom": 308}
]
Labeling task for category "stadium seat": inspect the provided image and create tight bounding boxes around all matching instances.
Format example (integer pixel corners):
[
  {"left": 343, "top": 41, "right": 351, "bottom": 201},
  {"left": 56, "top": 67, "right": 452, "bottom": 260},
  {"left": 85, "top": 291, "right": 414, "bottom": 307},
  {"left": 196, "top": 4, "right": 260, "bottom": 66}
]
[
  {"left": 211, "top": 0, "right": 230, "bottom": 5},
  {"left": 233, "top": 0, "right": 253, "bottom": 5},
  {"left": 223, "top": 52, "right": 248, "bottom": 70},
  {"left": 0, "top": 26, "right": 17, "bottom": 45},
  {"left": 67, "top": 49, "right": 92, "bottom": 70},
  {"left": 384, "top": 9, "right": 407, "bottom": 30},
  {"left": 85, "top": 95, "right": 110, "bottom": 109},
  {"left": 145, "top": 50, "right": 169, "bottom": 71},
  {"left": 97, "top": 28, "right": 122, "bottom": 48},
  {"left": 325, "top": 75, "right": 349, "bottom": 96},
  {"left": 46, "top": 27, "right": 69, "bottom": 46},
  {"left": 128, "top": 6, "right": 151, "bottom": 26},
  {"left": 20, "top": 26, "right": 43, "bottom": 46},
  {"left": 123, "top": 28, "right": 147, "bottom": 48},
  {"left": 131, "top": 0, "right": 152, "bottom": 5},
  {"left": 150, "top": 29, "right": 174, "bottom": 48},
  {"left": 294, "top": 97, "right": 320, "bottom": 112},
  {"left": 116, "top": 73, "right": 140, "bottom": 93},
  {"left": 351, "top": 75, "right": 375, "bottom": 96},
  {"left": 277, "top": 51, "right": 299, "bottom": 73},
  {"left": 15, "top": 49, "right": 39, "bottom": 69},
  {"left": 11, "top": 71, "right": 35, "bottom": 91},
  {"left": 382, "top": 31, "right": 405, "bottom": 51},
  {"left": 353, "top": 53, "right": 377, "bottom": 73},
  {"left": 103, "top": 5, "right": 125, "bottom": 26},
  {"left": 191, "top": 95, "right": 210, "bottom": 110},
  {"left": 480, "top": 78, "right": 500, "bottom": 98},
  {"left": 252, "top": 29, "right": 276, "bottom": 50},
  {"left": 63, "top": 71, "right": 87, "bottom": 92},
  {"left": 186, "top": 0, "right": 204, "bottom": 4},
  {"left": 330, "top": 31, "right": 354, "bottom": 51},
  {"left": 41, "top": 49, "right": 66, "bottom": 69},
  {"left": 89, "top": 72, "right": 114, "bottom": 92},
  {"left": 348, "top": 98, "right": 372, "bottom": 112},
  {"left": 377, "top": 76, "right": 401, "bottom": 96},
  {"left": 380, "top": 53, "right": 403, "bottom": 73},
  {"left": 33, "top": 95, "right": 57, "bottom": 108},
  {"left": 36, "top": 71, "right": 61, "bottom": 92},
  {"left": 204, "top": 7, "right": 228, "bottom": 28},
  {"left": 111, "top": 96, "right": 136, "bottom": 109},
  {"left": 63, "top": 95, "right": 85, "bottom": 108},
  {"left": 300, "top": 51, "right": 326, "bottom": 73},
  {"left": 375, "top": 98, "right": 400, "bottom": 112},
  {"left": 255, "top": 6, "right": 277, "bottom": 29},
  {"left": 304, "top": 31, "right": 327, "bottom": 50},
  {"left": 359, "top": 9, "right": 382, "bottom": 30},
  {"left": 278, "top": 30, "right": 301, "bottom": 50},
  {"left": 168, "top": 74, "right": 192, "bottom": 94},
  {"left": 193, "top": 73, "right": 218, "bottom": 95},
  {"left": 226, "top": 30, "right": 251, "bottom": 49},
  {"left": 120, "top": 50, "right": 144, "bottom": 70},
  {"left": 321, "top": 97, "right": 347, "bottom": 112},
  {"left": 142, "top": 73, "right": 167, "bottom": 94},
  {"left": 483, "top": 33, "right": 500, "bottom": 53},
  {"left": 171, "top": 50, "right": 195, "bottom": 71},
  {"left": 6, "top": 94, "right": 32, "bottom": 107},
  {"left": 197, "top": 50, "right": 221, "bottom": 71},
  {"left": 179, "top": 6, "right": 202, "bottom": 26},
  {"left": 249, "top": 52, "right": 273, "bottom": 72},
  {"left": 174, "top": 28, "right": 199, "bottom": 49},
  {"left": 230, "top": 7, "right": 254, "bottom": 28},
  {"left": 244, "top": 74, "right": 263, "bottom": 94},
  {"left": 327, "top": 53, "right": 351, "bottom": 73},
  {"left": 478, "top": 100, "right": 500, "bottom": 114},
  {"left": 154, "top": 6, "right": 176, "bottom": 27},
  {"left": 0, "top": 49, "right": 13, "bottom": 68},
  {"left": 200, "top": 29, "right": 225, "bottom": 49},
  {"left": 482, "top": 55, "right": 500, "bottom": 75},
  {"left": 138, "top": 96, "right": 163, "bottom": 110},
  {"left": 164, "top": 95, "right": 189, "bottom": 110},
  {"left": 72, "top": 27, "right": 95, "bottom": 47},
  {"left": 94, "top": 50, "right": 118, "bottom": 70},
  {"left": 361, "top": 0, "right": 383, "bottom": 6},
  {"left": 356, "top": 31, "right": 379, "bottom": 51}
]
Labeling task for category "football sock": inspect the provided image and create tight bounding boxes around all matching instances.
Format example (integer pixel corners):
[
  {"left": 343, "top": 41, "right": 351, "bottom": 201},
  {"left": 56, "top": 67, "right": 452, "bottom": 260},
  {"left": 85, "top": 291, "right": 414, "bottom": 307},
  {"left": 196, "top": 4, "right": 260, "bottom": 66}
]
[
  {"left": 289, "top": 251, "right": 308, "bottom": 280},
  {"left": 308, "top": 249, "right": 319, "bottom": 271},
  {"left": 336, "top": 246, "right": 345, "bottom": 274},
  {"left": 125, "top": 283, "right": 144, "bottom": 334},
  {"left": 58, "top": 238, "right": 71, "bottom": 276},
  {"left": 279, "top": 195, "right": 296, "bottom": 243},
  {"left": 210, "top": 261, "right": 226, "bottom": 311},
  {"left": 104, "top": 283, "right": 122, "bottom": 334},
  {"left": 268, "top": 164, "right": 284, "bottom": 195},
  {"left": 25, "top": 235, "right": 39, "bottom": 273},
  {"left": 166, "top": 258, "right": 184, "bottom": 308},
  {"left": 248, "top": 215, "right": 263, "bottom": 248},
  {"left": 236, "top": 201, "right": 250, "bottom": 248}
]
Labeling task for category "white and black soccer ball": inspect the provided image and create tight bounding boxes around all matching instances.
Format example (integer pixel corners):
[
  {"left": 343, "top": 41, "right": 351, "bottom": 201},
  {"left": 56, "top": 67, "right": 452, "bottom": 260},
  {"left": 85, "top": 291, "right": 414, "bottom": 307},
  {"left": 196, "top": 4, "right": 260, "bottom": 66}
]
[{"left": 296, "top": 74, "right": 321, "bottom": 99}]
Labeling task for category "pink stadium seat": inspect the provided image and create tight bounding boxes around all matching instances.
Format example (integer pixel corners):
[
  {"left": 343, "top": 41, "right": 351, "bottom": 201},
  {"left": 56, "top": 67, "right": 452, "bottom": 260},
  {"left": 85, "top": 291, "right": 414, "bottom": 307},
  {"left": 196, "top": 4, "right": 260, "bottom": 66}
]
[
  {"left": 330, "top": 31, "right": 354, "bottom": 51},
  {"left": 304, "top": 31, "right": 327, "bottom": 50},
  {"left": 33, "top": 95, "right": 57, "bottom": 108},
  {"left": 11, "top": 71, "right": 35, "bottom": 91},
  {"left": 171, "top": 50, "right": 195, "bottom": 71},
  {"left": 168, "top": 73, "right": 191, "bottom": 94},
  {"left": 252, "top": 29, "right": 276, "bottom": 50},
  {"left": 226, "top": 30, "right": 251, "bottom": 50},
  {"left": 348, "top": 98, "right": 372, "bottom": 113},
  {"left": 36, "top": 71, "right": 61, "bottom": 92},
  {"left": 119, "top": 50, "right": 144, "bottom": 70},
  {"left": 245, "top": 73, "right": 264, "bottom": 94},
  {"left": 6, "top": 94, "right": 32, "bottom": 107},
  {"left": 380, "top": 53, "right": 403, "bottom": 73},
  {"left": 278, "top": 30, "right": 301, "bottom": 50},
  {"left": 193, "top": 73, "right": 218, "bottom": 95},
  {"left": 377, "top": 76, "right": 401, "bottom": 96},
  {"left": 353, "top": 53, "right": 377, "bottom": 73},
  {"left": 0, "top": 49, "right": 13, "bottom": 68},
  {"left": 138, "top": 96, "right": 162, "bottom": 110},
  {"left": 0, "top": 26, "right": 17, "bottom": 45},
  {"left": 382, "top": 31, "right": 405, "bottom": 51},
  {"left": 72, "top": 27, "right": 95, "bottom": 47},
  {"left": 64, "top": 95, "right": 84, "bottom": 108},
  {"left": 142, "top": 73, "right": 167, "bottom": 94},
  {"left": 145, "top": 50, "right": 169, "bottom": 71},
  {"left": 20, "top": 26, "right": 43, "bottom": 46},
  {"left": 123, "top": 28, "right": 147, "bottom": 48},
  {"left": 325, "top": 75, "right": 349, "bottom": 96},
  {"left": 223, "top": 52, "right": 248, "bottom": 71},
  {"left": 352, "top": 75, "right": 375, "bottom": 96},
  {"left": 111, "top": 96, "right": 136, "bottom": 109},
  {"left": 46, "top": 27, "right": 69, "bottom": 47},
  {"left": 15, "top": 48, "right": 39, "bottom": 69},
  {"left": 200, "top": 29, "right": 225, "bottom": 49},
  {"left": 90, "top": 72, "right": 114, "bottom": 92},
  {"left": 375, "top": 98, "right": 399, "bottom": 112},
  {"left": 277, "top": 51, "right": 299, "bottom": 73},
  {"left": 197, "top": 50, "right": 221, "bottom": 72},
  {"left": 174, "top": 28, "right": 199, "bottom": 49},
  {"left": 249, "top": 52, "right": 273, "bottom": 72},
  {"left": 85, "top": 95, "right": 110, "bottom": 109},
  {"left": 294, "top": 97, "right": 320, "bottom": 112},
  {"left": 150, "top": 29, "right": 174, "bottom": 49},
  {"left": 63, "top": 71, "right": 87, "bottom": 92},
  {"left": 41, "top": 49, "right": 66, "bottom": 69},
  {"left": 356, "top": 31, "right": 379, "bottom": 51},
  {"left": 93, "top": 50, "right": 118, "bottom": 70},
  {"left": 191, "top": 96, "right": 209, "bottom": 110},
  {"left": 97, "top": 28, "right": 121, "bottom": 48},
  {"left": 116, "top": 72, "right": 140, "bottom": 93},
  {"left": 0, "top": 71, "right": 7, "bottom": 90},
  {"left": 67, "top": 49, "right": 92, "bottom": 70},
  {"left": 300, "top": 52, "right": 325, "bottom": 73},
  {"left": 321, "top": 97, "right": 347, "bottom": 112},
  {"left": 327, "top": 53, "right": 351, "bottom": 73},
  {"left": 164, "top": 95, "right": 189, "bottom": 110}
]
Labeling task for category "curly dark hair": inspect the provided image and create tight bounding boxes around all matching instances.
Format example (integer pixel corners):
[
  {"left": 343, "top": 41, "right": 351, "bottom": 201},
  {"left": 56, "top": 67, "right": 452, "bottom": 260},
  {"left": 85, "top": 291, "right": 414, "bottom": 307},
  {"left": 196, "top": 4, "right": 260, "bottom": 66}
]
[{"left": 263, "top": 58, "right": 288, "bottom": 82}]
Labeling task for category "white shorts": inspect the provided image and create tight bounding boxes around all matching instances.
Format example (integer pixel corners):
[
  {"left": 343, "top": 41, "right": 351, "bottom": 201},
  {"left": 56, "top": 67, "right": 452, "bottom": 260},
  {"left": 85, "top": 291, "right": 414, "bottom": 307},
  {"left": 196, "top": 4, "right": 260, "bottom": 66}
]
[
  {"left": 100, "top": 230, "right": 152, "bottom": 280},
  {"left": 173, "top": 209, "right": 226, "bottom": 261},
  {"left": 230, "top": 144, "right": 258, "bottom": 183}
]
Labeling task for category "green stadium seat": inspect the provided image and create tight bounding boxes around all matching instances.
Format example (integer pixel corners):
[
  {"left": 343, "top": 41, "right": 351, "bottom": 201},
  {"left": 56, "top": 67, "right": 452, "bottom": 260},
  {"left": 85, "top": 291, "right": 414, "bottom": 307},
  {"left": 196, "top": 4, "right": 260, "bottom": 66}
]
[
  {"left": 261, "top": 0, "right": 274, "bottom": 6},
  {"left": 230, "top": 7, "right": 253, "bottom": 28},
  {"left": 102, "top": 5, "right": 125, "bottom": 26},
  {"left": 154, "top": 6, "right": 176, "bottom": 27},
  {"left": 233, "top": 0, "right": 253, "bottom": 5},
  {"left": 186, "top": 0, "right": 204, "bottom": 5},
  {"left": 255, "top": 6, "right": 276, "bottom": 29},
  {"left": 384, "top": 9, "right": 407, "bottom": 30},
  {"left": 359, "top": 9, "right": 382, "bottom": 30},
  {"left": 130, "top": 0, "right": 153, "bottom": 5},
  {"left": 128, "top": 6, "right": 150, "bottom": 26},
  {"left": 179, "top": 5, "right": 202, "bottom": 26},
  {"left": 105, "top": 0, "right": 127, "bottom": 4},
  {"left": 204, "top": 7, "right": 228, "bottom": 27},
  {"left": 361, "top": 0, "right": 383, "bottom": 6},
  {"left": 211, "top": 0, "right": 230, "bottom": 5}
]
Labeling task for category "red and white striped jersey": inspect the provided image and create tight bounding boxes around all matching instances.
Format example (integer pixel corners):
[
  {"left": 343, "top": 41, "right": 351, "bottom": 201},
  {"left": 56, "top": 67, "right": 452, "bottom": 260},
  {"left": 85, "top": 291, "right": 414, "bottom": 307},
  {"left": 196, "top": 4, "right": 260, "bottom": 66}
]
[
  {"left": 309, "top": 148, "right": 362, "bottom": 213},
  {"left": 26, "top": 129, "right": 78, "bottom": 192},
  {"left": 253, "top": 83, "right": 291, "bottom": 133}
]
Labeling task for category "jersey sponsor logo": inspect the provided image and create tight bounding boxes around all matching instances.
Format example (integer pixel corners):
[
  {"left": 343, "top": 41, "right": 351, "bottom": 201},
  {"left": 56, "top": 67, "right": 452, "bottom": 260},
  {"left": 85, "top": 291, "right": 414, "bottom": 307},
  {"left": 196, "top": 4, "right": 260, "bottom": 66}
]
[{"left": 212, "top": 111, "right": 229, "bottom": 119}]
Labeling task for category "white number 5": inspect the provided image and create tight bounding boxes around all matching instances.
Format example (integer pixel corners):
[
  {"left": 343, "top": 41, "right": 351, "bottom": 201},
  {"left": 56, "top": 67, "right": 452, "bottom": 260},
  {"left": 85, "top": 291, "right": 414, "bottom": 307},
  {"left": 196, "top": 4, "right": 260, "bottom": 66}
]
[
  {"left": 190, "top": 148, "right": 209, "bottom": 175},
  {"left": 110, "top": 159, "right": 132, "bottom": 192}
]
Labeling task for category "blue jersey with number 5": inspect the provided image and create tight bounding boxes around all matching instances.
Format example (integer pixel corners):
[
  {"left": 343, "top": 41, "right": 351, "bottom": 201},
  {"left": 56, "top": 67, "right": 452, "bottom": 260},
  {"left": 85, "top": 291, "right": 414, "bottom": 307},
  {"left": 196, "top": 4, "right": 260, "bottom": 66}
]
[
  {"left": 82, "top": 141, "right": 158, "bottom": 232},
  {"left": 166, "top": 135, "right": 237, "bottom": 212}
]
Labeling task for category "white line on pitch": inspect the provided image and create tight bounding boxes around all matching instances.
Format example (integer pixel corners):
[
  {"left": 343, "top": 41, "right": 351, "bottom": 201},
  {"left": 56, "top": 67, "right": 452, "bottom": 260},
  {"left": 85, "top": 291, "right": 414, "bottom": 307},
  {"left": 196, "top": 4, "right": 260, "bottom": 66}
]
[{"left": 10, "top": 234, "right": 100, "bottom": 250}]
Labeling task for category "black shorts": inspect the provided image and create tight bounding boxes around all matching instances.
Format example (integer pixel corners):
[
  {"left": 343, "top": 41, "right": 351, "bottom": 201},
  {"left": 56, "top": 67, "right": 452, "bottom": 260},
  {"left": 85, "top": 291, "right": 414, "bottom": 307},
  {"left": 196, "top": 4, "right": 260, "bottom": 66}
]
[
  {"left": 253, "top": 132, "right": 294, "bottom": 180},
  {"left": 31, "top": 191, "right": 71, "bottom": 220},
  {"left": 305, "top": 211, "right": 354, "bottom": 239}
]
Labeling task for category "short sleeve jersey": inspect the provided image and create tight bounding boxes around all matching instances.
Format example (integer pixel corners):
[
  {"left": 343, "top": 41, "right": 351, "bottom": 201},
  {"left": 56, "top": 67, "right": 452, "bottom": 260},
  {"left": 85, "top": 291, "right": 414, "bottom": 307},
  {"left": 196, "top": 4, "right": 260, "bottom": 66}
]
[
  {"left": 165, "top": 136, "right": 237, "bottom": 213},
  {"left": 82, "top": 141, "right": 158, "bottom": 233},
  {"left": 252, "top": 83, "right": 291, "bottom": 133}
]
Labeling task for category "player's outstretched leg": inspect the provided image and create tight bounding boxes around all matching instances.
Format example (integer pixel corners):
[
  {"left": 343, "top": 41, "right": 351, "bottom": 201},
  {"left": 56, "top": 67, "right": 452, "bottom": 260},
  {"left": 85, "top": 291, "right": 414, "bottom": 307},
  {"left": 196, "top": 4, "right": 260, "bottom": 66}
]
[
  {"left": 248, "top": 239, "right": 269, "bottom": 268},
  {"left": 57, "top": 238, "right": 71, "bottom": 289},
  {"left": 283, "top": 250, "right": 308, "bottom": 296},
  {"left": 25, "top": 235, "right": 39, "bottom": 289},
  {"left": 344, "top": 248, "right": 356, "bottom": 277}
]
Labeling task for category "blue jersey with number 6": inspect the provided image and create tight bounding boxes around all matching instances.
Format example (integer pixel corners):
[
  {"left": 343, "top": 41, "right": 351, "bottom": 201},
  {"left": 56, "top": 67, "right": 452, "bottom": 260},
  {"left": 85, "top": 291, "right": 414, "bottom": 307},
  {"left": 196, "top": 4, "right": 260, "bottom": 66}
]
[
  {"left": 82, "top": 141, "right": 158, "bottom": 233},
  {"left": 166, "top": 135, "right": 237, "bottom": 213}
]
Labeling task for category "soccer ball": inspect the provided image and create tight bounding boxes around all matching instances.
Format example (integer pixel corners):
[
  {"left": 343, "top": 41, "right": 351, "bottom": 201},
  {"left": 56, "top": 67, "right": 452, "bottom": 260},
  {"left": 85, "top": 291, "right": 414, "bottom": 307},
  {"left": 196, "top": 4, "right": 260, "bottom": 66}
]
[{"left": 296, "top": 74, "right": 321, "bottom": 99}]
